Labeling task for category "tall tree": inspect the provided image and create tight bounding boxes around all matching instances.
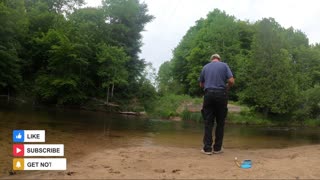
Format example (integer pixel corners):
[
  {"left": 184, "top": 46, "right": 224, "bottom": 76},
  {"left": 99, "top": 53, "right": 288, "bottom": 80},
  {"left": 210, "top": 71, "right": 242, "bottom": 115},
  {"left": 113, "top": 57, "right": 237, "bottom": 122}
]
[
  {"left": 102, "top": 0, "right": 154, "bottom": 82},
  {"left": 239, "top": 18, "right": 298, "bottom": 115},
  {"left": 96, "top": 43, "right": 129, "bottom": 103},
  {"left": 0, "top": 0, "right": 27, "bottom": 95},
  {"left": 34, "top": 29, "right": 88, "bottom": 104},
  {"left": 171, "top": 9, "right": 242, "bottom": 96}
]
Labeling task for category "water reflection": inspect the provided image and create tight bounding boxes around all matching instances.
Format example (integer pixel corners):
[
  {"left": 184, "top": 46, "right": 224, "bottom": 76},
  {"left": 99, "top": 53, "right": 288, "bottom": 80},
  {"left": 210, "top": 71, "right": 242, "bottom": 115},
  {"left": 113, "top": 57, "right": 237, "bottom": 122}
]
[{"left": 1, "top": 103, "right": 320, "bottom": 149}]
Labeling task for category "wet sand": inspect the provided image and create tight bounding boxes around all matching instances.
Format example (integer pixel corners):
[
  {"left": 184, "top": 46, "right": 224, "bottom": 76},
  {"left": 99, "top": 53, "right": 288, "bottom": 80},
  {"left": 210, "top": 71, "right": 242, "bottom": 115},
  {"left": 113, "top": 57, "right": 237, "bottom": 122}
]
[{"left": 4, "top": 145, "right": 320, "bottom": 179}]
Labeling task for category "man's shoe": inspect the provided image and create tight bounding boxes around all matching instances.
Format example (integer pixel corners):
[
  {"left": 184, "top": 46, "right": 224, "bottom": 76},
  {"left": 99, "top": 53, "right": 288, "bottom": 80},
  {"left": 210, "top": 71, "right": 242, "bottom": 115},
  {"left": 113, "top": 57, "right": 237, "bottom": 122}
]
[
  {"left": 213, "top": 148, "right": 224, "bottom": 154},
  {"left": 201, "top": 149, "right": 212, "bottom": 155}
]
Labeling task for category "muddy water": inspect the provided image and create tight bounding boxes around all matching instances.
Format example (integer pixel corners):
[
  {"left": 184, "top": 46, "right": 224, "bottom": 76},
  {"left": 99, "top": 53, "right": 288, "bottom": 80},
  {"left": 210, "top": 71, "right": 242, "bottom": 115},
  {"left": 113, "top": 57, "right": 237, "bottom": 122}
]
[{"left": 1, "top": 103, "right": 320, "bottom": 176}]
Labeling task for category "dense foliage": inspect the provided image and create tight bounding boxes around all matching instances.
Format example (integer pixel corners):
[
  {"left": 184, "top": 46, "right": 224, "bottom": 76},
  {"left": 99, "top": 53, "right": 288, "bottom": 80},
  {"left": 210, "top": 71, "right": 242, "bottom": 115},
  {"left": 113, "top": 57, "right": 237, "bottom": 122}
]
[
  {"left": 159, "top": 9, "right": 320, "bottom": 119},
  {"left": 0, "top": 0, "right": 155, "bottom": 106}
]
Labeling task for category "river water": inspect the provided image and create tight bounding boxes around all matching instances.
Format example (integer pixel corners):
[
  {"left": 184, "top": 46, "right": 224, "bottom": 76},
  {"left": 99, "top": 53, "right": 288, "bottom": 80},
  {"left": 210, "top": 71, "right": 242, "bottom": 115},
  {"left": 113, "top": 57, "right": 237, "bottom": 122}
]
[{"left": 1, "top": 101, "right": 320, "bottom": 175}]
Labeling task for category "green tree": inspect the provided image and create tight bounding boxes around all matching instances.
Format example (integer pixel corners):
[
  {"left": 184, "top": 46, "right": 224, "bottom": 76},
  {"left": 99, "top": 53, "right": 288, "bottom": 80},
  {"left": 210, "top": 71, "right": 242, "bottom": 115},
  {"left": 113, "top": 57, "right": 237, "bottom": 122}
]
[
  {"left": 240, "top": 18, "right": 298, "bottom": 115},
  {"left": 0, "top": 0, "right": 27, "bottom": 95},
  {"left": 165, "top": 11, "right": 320, "bottom": 118},
  {"left": 136, "top": 63, "right": 157, "bottom": 111},
  {"left": 67, "top": 7, "right": 111, "bottom": 97},
  {"left": 102, "top": 0, "right": 154, "bottom": 85},
  {"left": 1, "top": 0, "right": 155, "bottom": 106},
  {"left": 157, "top": 61, "right": 172, "bottom": 94},
  {"left": 21, "top": 0, "right": 69, "bottom": 85},
  {"left": 304, "top": 85, "right": 320, "bottom": 119},
  {"left": 0, "top": 50, "right": 21, "bottom": 95},
  {"left": 34, "top": 30, "right": 88, "bottom": 104},
  {"left": 97, "top": 43, "right": 129, "bottom": 103},
  {"left": 171, "top": 9, "right": 242, "bottom": 96}
]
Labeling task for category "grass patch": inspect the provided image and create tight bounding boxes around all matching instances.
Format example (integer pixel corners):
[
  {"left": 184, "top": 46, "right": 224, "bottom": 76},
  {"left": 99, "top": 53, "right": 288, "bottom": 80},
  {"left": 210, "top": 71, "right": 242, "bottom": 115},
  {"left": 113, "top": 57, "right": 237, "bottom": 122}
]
[
  {"left": 181, "top": 109, "right": 203, "bottom": 122},
  {"left": 227, "top": 112, "right": 274, "bottom": 126},
  {"left": 303, "top": 118, "right": 320, "bottom": 127},
  {"left": 228, "top": 100, "right": 241, "bottom": 106},
  {"left": 148, "top": 94, "right": 194, "bottom": 118}
]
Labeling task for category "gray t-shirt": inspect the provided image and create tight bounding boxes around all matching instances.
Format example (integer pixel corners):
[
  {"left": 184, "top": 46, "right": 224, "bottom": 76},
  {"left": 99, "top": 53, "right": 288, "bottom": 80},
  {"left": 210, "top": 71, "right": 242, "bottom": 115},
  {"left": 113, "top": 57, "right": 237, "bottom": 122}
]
[{"left": 199, "top": 61, "right": 233, "bottom": 90}]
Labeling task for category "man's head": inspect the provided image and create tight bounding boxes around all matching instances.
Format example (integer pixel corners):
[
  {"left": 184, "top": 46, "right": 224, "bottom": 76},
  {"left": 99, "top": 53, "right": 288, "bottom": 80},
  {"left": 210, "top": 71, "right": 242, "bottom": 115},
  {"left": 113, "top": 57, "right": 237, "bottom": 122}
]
[{"left": 211, "top": 54, "right": 221, "bottom": 61}]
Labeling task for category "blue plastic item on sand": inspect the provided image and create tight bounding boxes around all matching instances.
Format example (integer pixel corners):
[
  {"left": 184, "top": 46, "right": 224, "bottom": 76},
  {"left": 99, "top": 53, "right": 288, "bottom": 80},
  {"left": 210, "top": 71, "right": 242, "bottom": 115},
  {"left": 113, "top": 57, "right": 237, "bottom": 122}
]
[{"left": 240, "top": 160, "right": 252, "bottom": 169}]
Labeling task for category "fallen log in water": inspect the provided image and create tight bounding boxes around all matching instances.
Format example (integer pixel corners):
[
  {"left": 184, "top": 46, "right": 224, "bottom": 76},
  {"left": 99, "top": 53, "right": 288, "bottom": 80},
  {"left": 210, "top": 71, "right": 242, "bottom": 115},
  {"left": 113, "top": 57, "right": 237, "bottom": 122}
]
[
  {"left": 119, "top": 111, "right": 140, "bottom": 116},
  {"left": 119, "top": 111, "right": 139, "bottom": 115}
]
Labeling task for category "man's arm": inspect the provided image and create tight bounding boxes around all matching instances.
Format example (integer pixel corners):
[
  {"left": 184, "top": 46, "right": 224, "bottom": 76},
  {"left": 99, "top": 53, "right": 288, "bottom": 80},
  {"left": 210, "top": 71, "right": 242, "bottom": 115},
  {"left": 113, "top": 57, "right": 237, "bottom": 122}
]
[
  {"left": 225, "top": 63, "right": 234, "bottom": 90},
  {"left": 226, "top": 77, "right": 235, "bottom": 91},
  {"left": 199, "top": 68, "right": 205, "bottom": 88},
  {"left": 199, "top": 82, "right": 204, "bottom": 88}
]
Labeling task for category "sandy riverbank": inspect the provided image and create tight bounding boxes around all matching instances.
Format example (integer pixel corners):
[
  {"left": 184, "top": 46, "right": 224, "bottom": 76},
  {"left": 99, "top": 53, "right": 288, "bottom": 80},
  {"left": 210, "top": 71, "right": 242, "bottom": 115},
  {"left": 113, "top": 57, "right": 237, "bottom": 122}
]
[{"left": 4, "top": 145, "right": 320, "bottom": 179}]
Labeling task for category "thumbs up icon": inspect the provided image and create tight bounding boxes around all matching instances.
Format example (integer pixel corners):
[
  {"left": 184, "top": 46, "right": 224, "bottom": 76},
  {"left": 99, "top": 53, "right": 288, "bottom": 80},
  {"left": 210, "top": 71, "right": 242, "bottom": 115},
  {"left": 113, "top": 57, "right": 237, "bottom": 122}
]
[
  {"left": 13, "top": 130, "right": 24, "bottom": 142},
  {"left": 16, "top": 133, "right": 22, "bottom": 139}
]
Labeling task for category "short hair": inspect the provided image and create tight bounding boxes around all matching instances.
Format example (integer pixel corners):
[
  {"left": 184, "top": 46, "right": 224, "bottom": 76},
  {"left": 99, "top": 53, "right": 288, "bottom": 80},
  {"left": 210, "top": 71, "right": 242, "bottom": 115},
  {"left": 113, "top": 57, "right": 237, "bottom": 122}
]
[{"left": 211, "top": 54, "right": 221, "bottom": 60}]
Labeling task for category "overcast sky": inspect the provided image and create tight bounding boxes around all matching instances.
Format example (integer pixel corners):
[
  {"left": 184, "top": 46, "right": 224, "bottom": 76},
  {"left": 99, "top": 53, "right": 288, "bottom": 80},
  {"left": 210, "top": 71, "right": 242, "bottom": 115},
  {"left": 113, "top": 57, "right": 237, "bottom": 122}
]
[{"left": 86, "top": 0, "right": 320, "bottom": 71}]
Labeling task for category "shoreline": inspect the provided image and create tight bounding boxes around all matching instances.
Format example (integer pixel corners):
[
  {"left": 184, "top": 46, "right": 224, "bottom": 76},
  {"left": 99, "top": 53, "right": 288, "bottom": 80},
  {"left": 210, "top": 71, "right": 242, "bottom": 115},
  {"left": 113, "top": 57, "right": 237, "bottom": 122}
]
[
  {"left": 4, "top": 144, "right": 320, "bottom": 179},
  {"left": 2, "top": 98, "right": 319, "bottom": 127}
]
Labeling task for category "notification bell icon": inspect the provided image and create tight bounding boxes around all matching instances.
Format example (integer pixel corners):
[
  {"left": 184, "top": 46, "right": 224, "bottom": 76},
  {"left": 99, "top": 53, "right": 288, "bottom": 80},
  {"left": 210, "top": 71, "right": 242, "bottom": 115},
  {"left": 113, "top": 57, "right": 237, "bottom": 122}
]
[
  {"left": 16, "top": 161, "right": 21, "bottom": 168},
  {"left": 13, "top": 158, "right": 24, "bottom": 170}
]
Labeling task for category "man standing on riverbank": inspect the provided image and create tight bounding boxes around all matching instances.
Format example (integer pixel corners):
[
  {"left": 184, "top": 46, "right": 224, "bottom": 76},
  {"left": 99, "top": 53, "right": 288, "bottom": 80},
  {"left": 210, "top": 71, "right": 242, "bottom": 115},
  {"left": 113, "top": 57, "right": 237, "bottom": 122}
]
[{"left": 199, "top": 54, "right": 234, "bottom": 155}]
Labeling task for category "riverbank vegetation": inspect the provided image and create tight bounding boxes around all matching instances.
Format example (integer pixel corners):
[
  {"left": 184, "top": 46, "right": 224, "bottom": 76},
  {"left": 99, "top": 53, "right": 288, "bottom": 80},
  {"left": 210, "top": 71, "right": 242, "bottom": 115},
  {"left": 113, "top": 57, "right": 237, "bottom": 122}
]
[
  {"left": 0, "top": 0, "right": 156, "bottom": 107},
  {"left": 147, "top": 94, "right": 320, "bottom": 127},
  {"left": 1, "top": 1, "right": 319, "bottom": 125},
  {"left": 157, "top": 9, "right": 320, "bottom": 124}
]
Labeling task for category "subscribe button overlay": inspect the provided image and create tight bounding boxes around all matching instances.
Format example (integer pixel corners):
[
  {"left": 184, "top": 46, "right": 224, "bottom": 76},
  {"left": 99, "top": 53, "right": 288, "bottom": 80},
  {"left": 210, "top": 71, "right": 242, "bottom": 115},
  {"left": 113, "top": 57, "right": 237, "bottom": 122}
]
[
  {"left": 13, "top": 158, "right": 66, "bottom": 170},
  {"left": 13, "top": 144, "right": 64, "bottom": 157},
  {"left": 13, "top": 130, "right": 45, "bottom": 142}
]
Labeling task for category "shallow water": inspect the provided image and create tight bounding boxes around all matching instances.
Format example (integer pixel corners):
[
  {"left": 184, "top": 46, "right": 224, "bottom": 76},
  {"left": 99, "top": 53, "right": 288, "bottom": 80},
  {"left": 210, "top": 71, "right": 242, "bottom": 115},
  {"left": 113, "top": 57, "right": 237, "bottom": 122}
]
[{"left": 1, "top": 102, "right": 320, "bottom": 175}]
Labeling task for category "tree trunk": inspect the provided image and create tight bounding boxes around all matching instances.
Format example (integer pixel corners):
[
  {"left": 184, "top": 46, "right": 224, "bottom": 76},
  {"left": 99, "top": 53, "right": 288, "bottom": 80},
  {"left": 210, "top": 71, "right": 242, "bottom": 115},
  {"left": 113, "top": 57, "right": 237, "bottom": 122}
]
[
  {"left": 263, "top": 107, "right": 269, "bottom": 117},
  {"left": 106, "top": 86, "right": 110, "bottom": 104},
  {"left": 111, "top": 83, "right": 114, "bottom": 98},
  {"left": 7, "top": 87, "right": 10, "bottom": 102}
]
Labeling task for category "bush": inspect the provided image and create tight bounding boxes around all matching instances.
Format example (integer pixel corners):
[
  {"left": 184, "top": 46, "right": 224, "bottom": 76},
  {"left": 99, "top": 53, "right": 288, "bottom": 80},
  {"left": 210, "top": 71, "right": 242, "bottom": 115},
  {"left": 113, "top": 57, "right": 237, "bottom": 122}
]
[
  {"left": 293, "top": 85, "right": 320, "bottom": 120},
  {"left": 148, "top": 94, "right": 193, "bottom": 118},
  {"left": 181, "top": 109, "right": 203, "bottom": 122},
  {"left": 304, "top": 119, "right": 320, "bottom": 126}
]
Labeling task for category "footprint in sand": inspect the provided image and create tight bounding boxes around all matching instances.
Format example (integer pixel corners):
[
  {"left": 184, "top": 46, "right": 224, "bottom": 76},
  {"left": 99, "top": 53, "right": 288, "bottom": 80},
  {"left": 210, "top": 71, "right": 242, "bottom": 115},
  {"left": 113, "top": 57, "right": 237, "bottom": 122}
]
[
  {"left": 289, "top": 153, "right": 299, "bottom": 159},
  {"left": 154, "top": 169, "right": 165, "bottom": 173},
  {"left": 88, "top": 165, "right": 98, "bottom": 168},
  {"left": 67, "top": 171, "right": 76, "bottom": 176},
  {"left": 172, "top": 169, "right": 181, "bottom": 173},
  {"left": 109, "top": 168, "right": 121, "bottom": 174}
]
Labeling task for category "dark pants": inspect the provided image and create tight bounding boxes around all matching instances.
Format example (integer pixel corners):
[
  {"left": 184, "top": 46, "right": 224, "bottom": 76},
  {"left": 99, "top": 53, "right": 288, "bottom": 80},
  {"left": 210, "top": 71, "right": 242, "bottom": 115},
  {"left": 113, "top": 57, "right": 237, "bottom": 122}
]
[{"left": 202, "top": 90, "right": 228, "bottom": 152}]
